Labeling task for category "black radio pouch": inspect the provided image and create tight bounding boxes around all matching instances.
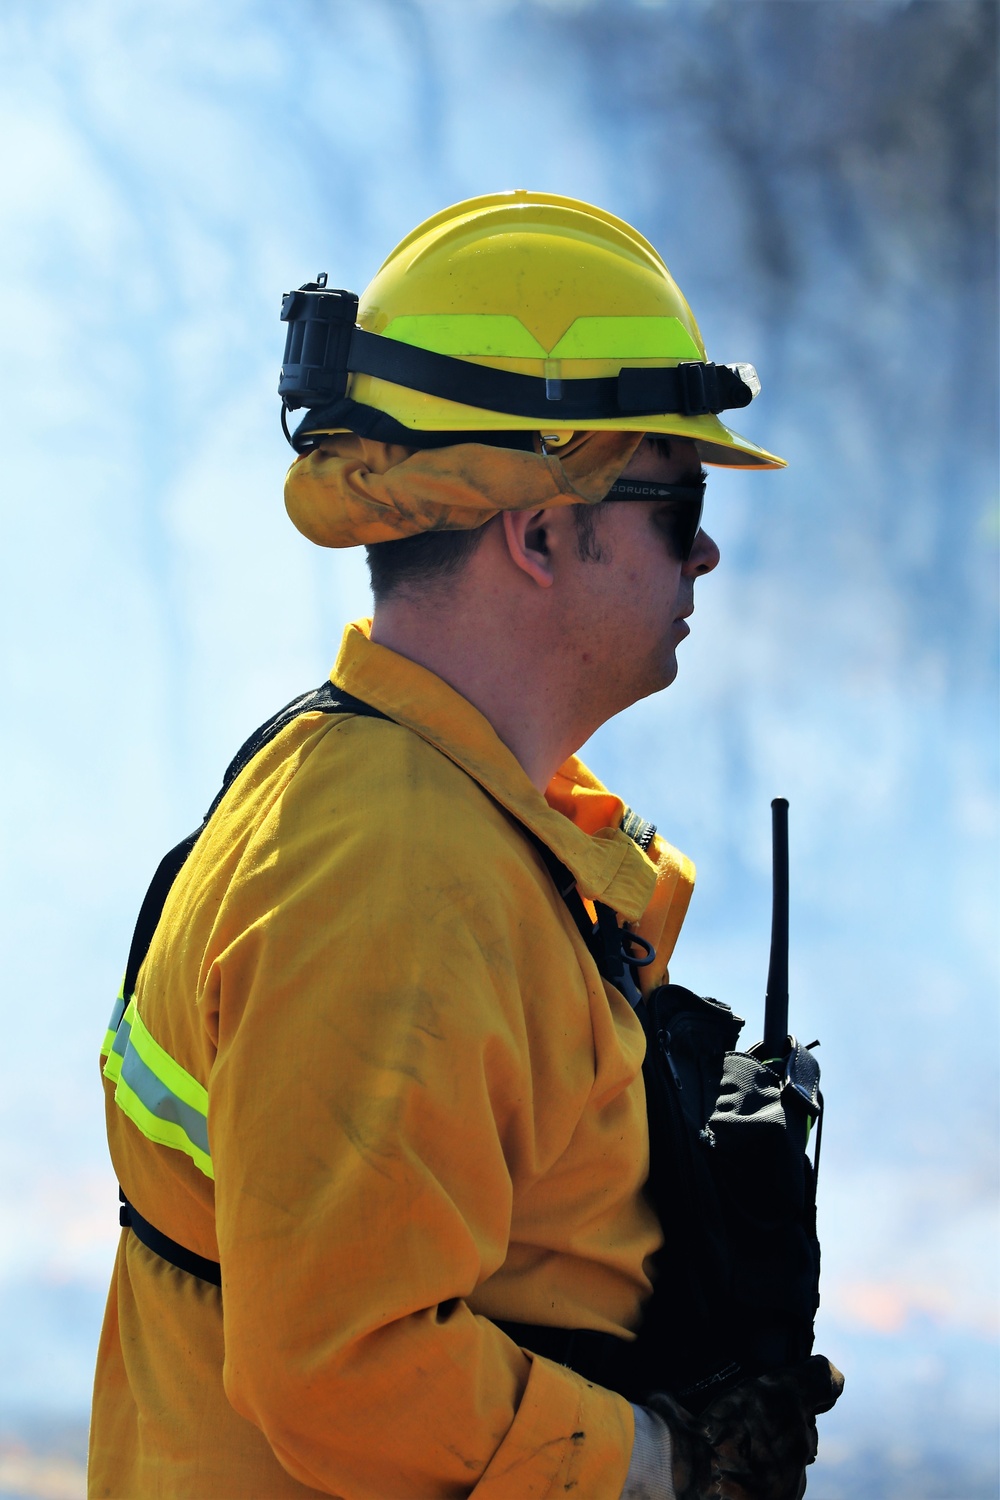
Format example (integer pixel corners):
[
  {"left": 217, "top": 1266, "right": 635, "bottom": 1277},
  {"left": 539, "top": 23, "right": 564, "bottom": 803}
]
[{"left": 627, "top": 983, "right": 822, "bottom": 1412}]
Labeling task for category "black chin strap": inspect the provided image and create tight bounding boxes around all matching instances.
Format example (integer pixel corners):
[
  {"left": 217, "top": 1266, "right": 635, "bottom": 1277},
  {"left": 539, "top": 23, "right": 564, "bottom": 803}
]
[{"left": 288, "top": 396, "right": 540, "bottom": 454}]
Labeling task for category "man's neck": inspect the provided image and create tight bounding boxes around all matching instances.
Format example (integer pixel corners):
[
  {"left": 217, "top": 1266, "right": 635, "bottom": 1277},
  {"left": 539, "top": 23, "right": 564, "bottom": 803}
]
[{"left": 370, "top": 600, "right": 597, "bottom": 793}]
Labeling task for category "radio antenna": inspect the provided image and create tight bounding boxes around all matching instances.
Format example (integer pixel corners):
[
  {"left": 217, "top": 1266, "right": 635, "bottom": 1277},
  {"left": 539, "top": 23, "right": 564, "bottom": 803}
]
[{"left": 763, "top": 797, "right": 790, "bottom": 1058}]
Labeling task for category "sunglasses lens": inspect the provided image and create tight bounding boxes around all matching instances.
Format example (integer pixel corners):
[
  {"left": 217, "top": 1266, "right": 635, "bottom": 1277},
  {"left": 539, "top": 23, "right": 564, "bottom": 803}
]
[
  {"left": 603, "top": 478, "right": 706, "bottom": 560},
  {"left": 661, "top": 495, "right": 704, "bottom": 561}
]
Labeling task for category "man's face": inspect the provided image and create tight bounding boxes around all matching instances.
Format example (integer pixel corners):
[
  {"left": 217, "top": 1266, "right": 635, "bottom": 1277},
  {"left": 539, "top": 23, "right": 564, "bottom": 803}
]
[{"left": 555, "top": 435, "right": 721, "bottom": 711}]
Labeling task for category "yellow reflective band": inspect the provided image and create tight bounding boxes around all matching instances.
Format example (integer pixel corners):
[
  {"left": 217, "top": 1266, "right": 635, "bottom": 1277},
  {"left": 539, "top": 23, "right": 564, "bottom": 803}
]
[
  {"left": 103, "top": 997, "right": 214, "bottom": 1180},
  {"left": 383, "top": 314, "right": 547, "bottom": 359},
  {"left": 549, "top": 316, "right": 702, "bottom": 360},
  {"left": 103, "top": 1043, "right": 123, "bottom": 1083},
  {"left": 126, "top": 1004, "right": 209, "bottom": 1118},
  {"left": 113, "top": 1076, "right": 214, "bottom": 1180},
  {"left": 101, "top": 987, "right": 127, "bottom": 1066}
]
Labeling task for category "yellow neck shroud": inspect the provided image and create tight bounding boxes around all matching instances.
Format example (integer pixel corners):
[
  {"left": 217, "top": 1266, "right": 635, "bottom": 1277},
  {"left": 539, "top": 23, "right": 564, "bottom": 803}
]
[{"left": 284, "top": 429, "right": 643, "bottom": 548}]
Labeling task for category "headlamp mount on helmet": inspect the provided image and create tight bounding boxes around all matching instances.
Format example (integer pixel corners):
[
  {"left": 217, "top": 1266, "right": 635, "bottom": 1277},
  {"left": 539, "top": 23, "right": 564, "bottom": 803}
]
[{"left": 278, "top": 276, "right": 761, "bottom": 450}]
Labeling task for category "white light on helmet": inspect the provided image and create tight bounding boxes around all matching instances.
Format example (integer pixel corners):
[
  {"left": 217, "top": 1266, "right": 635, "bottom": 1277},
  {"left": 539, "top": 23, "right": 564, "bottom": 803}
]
[{"left": 726, "top": 362, "right": 761, "bottom": 400}]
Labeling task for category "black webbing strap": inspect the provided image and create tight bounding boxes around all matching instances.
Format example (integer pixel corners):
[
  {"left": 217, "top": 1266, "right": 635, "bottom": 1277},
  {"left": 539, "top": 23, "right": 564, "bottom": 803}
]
[
  {"left": 346, "top": 327, "right": 754, "bottom": 421},
  {"left": 519, "top": 829, "right": 599, "bottom": 956},
  {"left": 121, "top": 831, "right": 203, "bottom": 1012},
  {"left": 290, "top": 396, "right": 541, "bottom": 454},
  {"left": 120, "top": 1190, "right": 222, "bottom": 1287},
  {"left": 493, "top": 1318, "right": 639, "bottom": 1399},
  {"left": 117, "top": 1215, "right": 640, "bottom": 1380}
]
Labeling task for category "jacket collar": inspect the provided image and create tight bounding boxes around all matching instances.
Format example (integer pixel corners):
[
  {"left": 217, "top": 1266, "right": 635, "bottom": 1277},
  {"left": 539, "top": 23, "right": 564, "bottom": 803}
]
[{"left": 331, "top": 620, "right": 658, "bottom": 922}]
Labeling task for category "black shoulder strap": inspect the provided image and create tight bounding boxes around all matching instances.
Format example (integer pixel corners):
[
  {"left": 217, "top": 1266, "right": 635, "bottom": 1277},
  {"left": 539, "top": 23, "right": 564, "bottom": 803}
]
[{"left": 121, "top": 684, "right": 387, "bottom": 1003}]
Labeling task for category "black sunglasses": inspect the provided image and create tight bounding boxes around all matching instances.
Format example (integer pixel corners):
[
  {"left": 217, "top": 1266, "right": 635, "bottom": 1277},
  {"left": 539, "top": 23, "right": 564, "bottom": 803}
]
[{"left": 603, "top": 476, "right": 706, "bottom": 562}]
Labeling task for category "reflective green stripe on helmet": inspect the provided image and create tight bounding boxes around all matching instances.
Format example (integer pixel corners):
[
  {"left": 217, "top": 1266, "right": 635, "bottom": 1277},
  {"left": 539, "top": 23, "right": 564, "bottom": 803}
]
[
  {"left": 383, "top": 313, "right": 547, "bottom": 359},
  {"left": 101, "top": 997, "right": 213, "bottom": 1180},
  {"left": 548, "top": 315, "right": 701, "bottom": 360},
  {"left": 381, "top": 312, "right": 702, "bottom": 362}
]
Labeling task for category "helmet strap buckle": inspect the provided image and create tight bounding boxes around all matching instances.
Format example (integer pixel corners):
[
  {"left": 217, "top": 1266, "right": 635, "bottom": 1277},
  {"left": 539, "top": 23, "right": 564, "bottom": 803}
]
[{"left": 676, "top": 361, "right": 710, "bottom": 417}]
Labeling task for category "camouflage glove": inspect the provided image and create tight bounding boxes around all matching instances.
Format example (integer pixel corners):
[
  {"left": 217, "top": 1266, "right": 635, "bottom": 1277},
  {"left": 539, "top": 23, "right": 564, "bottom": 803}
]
[{"left": 648, "top": 1355, "right": 844, "bottom": 1500}]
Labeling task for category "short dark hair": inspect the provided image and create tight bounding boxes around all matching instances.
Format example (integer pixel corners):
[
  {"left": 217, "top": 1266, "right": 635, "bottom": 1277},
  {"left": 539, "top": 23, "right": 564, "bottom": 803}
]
[
  {"left": 365, "top": 500, "right": 617, "bottom": 602},
  {"left": 365, "top": 526, "right": 488, "bottom": 602},
  {"left": 364, "top": 432, "right": 664, "bottom": 600}
]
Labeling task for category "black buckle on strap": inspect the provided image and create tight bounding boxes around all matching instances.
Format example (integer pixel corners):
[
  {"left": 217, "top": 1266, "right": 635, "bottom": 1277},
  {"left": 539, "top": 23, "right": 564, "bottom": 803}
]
[
  {"left": 616, "top": 361, "right": 753, "bottom": 418},
  {"left": 676, "top": 361, "right": 708, "bottom": 416},
  {"left": 615, "top": 362, "right": 713, "bottom": 417}
]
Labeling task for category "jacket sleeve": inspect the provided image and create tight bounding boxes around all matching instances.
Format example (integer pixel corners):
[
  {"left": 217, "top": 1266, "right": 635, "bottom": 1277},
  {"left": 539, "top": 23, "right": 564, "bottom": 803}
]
[{"left": 205, "top": 733, "right": 635, "bottom": 1499}]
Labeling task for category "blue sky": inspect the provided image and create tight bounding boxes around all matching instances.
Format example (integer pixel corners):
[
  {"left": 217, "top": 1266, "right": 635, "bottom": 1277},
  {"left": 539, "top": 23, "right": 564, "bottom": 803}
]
[{"left": 0, "top": 1, "right": 996, "bottom": 1493}]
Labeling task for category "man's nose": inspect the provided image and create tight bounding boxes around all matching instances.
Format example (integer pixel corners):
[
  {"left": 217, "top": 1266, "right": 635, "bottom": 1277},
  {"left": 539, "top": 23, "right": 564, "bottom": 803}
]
[{"left": 684, "top": 529, "right": 721, "bottom": 577}]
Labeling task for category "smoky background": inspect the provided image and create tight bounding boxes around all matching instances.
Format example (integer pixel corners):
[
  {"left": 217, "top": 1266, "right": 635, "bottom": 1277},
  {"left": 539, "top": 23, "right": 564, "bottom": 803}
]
[{"left": 0, "top": 2, "right": 995, "bottom": 1496}]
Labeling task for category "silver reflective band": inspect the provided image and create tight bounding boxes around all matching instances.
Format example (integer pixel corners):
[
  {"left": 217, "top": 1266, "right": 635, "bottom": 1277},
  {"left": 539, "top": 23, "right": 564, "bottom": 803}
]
[
  {"left": 101, "top": 996, "right": 214, "bottom": 1179},
  {"left": 101, "top": 992, "right": 128, "bottom": 1061},
  {"left": 110, "top": 1010, "right": 130, "bottom": 1061},
  {"left": 119, "top": 1044, "right": 212, "bottom": 1160}
]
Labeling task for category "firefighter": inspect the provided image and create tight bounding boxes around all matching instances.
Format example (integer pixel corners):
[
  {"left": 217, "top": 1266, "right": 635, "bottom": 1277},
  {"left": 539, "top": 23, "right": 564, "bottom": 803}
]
[{"left": 91, "top": 192, "right": 841, "bottom": 1500}]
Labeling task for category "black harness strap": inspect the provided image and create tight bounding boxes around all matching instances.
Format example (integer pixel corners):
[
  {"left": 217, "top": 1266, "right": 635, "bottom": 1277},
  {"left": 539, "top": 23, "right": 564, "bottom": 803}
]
[
  {"left": 492, "top": 1319, "right": 641, "bottom": 1397},
  {"left": 120, "top": 1189, "right": 221, "bottom": 1287}
]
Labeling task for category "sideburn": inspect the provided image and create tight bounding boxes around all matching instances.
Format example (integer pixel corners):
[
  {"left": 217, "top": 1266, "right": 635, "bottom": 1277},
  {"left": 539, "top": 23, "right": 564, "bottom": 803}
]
[{"left": 573, "top": 502, "right": 611, "bottom": 564}]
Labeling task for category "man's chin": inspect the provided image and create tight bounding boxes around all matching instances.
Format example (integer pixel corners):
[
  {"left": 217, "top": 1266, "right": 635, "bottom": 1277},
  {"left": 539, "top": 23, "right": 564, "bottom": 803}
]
[
  {"left": 632, "top": 654, "right": 678, "bottom": 705},
  {"left": 659, "top": 652, "right": 679, "bottom": 691}
]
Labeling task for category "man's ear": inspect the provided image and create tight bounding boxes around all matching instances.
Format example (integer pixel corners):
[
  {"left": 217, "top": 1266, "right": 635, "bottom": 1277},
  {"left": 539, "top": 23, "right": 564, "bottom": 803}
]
[{"left": 502, "top": 509, "right": 556, "bottom": 588}]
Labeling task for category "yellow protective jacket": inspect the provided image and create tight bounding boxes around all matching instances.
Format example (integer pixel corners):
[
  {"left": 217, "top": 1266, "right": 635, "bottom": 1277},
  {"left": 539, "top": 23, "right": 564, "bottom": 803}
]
[{"left": 90, "top": 621, "right": 694, "bottom": 1500}]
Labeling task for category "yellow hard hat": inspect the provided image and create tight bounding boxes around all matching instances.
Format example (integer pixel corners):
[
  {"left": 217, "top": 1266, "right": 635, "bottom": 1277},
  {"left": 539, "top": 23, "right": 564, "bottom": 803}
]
[{"left": 281, "top": 190, "right": 785, "bottom": 468}]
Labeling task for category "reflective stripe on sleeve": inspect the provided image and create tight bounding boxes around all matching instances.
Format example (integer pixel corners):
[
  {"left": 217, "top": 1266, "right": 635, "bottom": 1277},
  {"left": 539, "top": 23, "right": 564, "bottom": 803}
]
[
  {"left": 101, "top": 996, "right": 214, "bottom": 1180},
  {"left": 100, "top": 989, "right": 127, "bottom": 1066}
]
